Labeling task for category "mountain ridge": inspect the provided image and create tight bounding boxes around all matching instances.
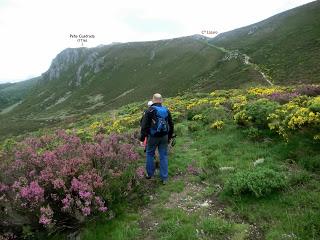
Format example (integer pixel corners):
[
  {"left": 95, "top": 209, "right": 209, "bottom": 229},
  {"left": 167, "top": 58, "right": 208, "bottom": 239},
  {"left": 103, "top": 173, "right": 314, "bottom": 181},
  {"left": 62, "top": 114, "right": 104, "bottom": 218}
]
[
  {"left": 210, "top": 0, "right": 320, "bottom": 84},
  {"left": 0, "top": 1, "right": 319, "bottom": 138}
]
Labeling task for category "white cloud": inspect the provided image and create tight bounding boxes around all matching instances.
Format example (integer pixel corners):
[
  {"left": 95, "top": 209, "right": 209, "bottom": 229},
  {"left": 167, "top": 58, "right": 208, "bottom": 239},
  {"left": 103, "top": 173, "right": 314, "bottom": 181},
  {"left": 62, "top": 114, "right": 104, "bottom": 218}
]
[{"left": 0, "top": 0, "right": 315, "bottom": 83}]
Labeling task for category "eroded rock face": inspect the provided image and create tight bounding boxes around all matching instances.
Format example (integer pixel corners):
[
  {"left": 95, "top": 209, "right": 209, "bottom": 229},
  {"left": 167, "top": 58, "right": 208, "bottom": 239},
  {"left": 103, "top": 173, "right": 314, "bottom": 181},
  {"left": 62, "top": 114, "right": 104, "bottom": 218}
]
[
  {"left": 43, "top": 48, "right": 88, "bottom": 81},
  {"left": 74, "top": 51, "right": 105, "bottom": 86},
  {"left": 42, "top": 48, "right": 105, "bottom": 86}
]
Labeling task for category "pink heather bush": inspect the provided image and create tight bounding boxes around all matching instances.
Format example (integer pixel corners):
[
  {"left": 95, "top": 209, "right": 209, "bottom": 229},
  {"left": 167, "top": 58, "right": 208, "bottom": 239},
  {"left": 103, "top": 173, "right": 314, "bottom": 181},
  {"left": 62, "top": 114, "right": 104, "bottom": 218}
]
[
  {"left": 0, "top": 130, "right": 139, "bottom": 234},
  {"left": 39, "top": 205, "right": 54, "bottom": 226},
  {"left": 265, "top": 92, "right": 300, "bottom": 104}
]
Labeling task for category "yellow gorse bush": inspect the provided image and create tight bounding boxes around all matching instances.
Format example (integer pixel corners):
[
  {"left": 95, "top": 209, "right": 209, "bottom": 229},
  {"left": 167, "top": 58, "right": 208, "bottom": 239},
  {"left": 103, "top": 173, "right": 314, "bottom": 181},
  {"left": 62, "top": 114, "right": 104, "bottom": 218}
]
[
  {"left": 210, "top": 120, "right": 224, "bottom": 129},
  {"left": 287, "top": 108, "right": 320, "bottom": 129},
  {"left": 71, "top": 85, "right": 319, "bottom": 142},
  {"left": 247, "top": 87, "right": 285, "bottom": 96},
  {"left": 230, "top": 95, "right": 247, "bottom": 111},
  {"left": 192, "top": 114, "right": 205, "bottom": 121},
  {"left": 186, "top": 96, "right": 227, "bottom": 110},
  {"left": 186, "top": 98, "right": 209, "bottom": 110},
  {"left": 267, "top": 96, "right": 320, "bottom": 140}
]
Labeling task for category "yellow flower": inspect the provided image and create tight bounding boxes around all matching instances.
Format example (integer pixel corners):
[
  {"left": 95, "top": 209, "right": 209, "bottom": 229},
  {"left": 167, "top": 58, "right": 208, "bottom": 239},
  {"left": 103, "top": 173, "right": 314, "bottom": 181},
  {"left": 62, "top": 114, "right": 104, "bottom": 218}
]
[
  {"left": 210, "top": 120, "right": 224, "bottom": 129},
  {"left": 192, "top": 114, "right": 205, "bottom": 121},
  {"left": 247, "top": 87, "right": 284, "bottom": 96}
]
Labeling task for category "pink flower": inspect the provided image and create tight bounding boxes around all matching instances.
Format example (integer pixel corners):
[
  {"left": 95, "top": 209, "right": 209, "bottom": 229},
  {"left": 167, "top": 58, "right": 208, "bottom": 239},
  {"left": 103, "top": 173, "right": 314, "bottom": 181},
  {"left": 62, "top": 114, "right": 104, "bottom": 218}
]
[
  {"left": 61, "top": 194, "right": 73, "bottom": 211},
  {"left": 79, "top": 191, "right": 92, "bottom": 200},
  {"left": 95, "top": 196, "right": 107, "bottom": 212},
  {"left": 39, "top": 205, "right": 54, "bottom": 226},
  {"left": 99, "top": 206, "right": 107, "bottom": 212},
  {"left": 81, "top": 207, "right": 91, "bottom": 216},
  {"left": 42, "top": 151, "right": 57, "bottom": 163},
  {"left": 52, "top": 178, "right": 65, "bottom": 190},
  {"left": 20, "top": 181, "right": 44, "bottom": 204}
]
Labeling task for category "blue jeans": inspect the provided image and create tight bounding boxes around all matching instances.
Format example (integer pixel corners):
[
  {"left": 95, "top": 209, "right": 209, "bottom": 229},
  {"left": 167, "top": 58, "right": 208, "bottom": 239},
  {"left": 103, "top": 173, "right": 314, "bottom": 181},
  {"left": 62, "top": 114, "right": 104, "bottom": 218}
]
[{"left": 146, "top": 135, "right": 168, "bottom": 180}]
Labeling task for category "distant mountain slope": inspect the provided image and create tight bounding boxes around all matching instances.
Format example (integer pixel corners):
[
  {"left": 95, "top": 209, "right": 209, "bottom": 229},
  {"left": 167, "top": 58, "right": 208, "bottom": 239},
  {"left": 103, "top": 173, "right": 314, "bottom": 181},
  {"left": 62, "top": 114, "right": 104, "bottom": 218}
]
[
  {"left": 0, "top": 78, "right": 38, "bottom": 112},
  {"left": 210, "top": 0, "right": 320, "bottom": 84},
  {"left": 2, "top": 1, "right": 320, "bottom": 138},
  {"left": 3, "top": 36, "right": 264, "bottom": 121}
]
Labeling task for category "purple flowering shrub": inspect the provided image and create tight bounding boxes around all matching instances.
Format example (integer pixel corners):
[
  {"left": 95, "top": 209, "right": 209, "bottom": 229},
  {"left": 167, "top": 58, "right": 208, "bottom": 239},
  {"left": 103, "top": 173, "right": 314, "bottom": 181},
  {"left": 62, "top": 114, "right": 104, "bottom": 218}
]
[
  {"left": 262, "top": 85, "right": 320, "bottom": 104},
  {"left": 0, "top": 130, "right": 139, "bottom": 234},
  {"left": 295, "top": 85, "right": 320, "bottom": 97},
  {"left": 265, "top": 92, "right": 300, "bottom": 104}
]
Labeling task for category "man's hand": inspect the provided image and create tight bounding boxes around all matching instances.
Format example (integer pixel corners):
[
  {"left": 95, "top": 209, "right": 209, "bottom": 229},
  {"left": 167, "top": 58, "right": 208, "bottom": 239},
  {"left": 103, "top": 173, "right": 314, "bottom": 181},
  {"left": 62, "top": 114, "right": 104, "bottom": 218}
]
[{"left": 140, "top": 141, "right": 145, "bottom": 147}]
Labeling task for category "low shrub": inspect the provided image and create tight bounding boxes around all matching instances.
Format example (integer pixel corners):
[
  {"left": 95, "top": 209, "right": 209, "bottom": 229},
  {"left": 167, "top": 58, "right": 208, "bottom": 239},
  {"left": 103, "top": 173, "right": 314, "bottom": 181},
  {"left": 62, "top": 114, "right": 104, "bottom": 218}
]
[
  {"left": 210, "top": 120, "right": 224, "bottom": 130},
  {"left": 242, "top": 127, "right": 264, "bottom": 141},
  {"left": 244, "top": 99, "right": 280, "bottom": 128},
  {"left": 174, "top": 123, "right": 188, "bottom": 136},
  {"left": 187, "top": 103, "right": 211, "bottom": 121},
  {"left": 309, "top": 96, "right": 320, "bottom": 113},
  {"left": 187, "top": 121, "right": 203, "bottom": 132},
  {"left": 204, "top": 107, "right": 228, "bottom": 124},
  {"left": 200, "top": 217, "right": 233, "bottom": 239},
  {"left": 225, "top": 168, "right": 287, "bottom": 197},
  {"left": 0, "top": 130, "right": 139, "bottom": 236},
  {"left": 295, "top": 85, "right": 320, "bottom": 97},
  {"left": 265, "top": 92, "right": 300, "bottom": 104}
]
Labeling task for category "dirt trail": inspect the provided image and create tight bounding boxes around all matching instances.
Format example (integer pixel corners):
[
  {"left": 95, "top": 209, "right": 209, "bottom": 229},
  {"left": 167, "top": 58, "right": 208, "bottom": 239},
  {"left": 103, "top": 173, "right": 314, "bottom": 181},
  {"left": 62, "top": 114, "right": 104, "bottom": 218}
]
[
  {"left": 136, "top": 136, "right": 264, "bottom": 240},
  {"left": 206, "top": 42, "right": 273, "bottom": 86}
]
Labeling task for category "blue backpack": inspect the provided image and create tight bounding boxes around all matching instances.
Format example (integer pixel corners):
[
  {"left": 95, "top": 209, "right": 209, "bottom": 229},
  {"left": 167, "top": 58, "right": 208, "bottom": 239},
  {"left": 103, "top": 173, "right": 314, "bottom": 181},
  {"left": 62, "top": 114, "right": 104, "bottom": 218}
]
[{"left": 150, "top": 106, "right": 169, "bottom": 136}]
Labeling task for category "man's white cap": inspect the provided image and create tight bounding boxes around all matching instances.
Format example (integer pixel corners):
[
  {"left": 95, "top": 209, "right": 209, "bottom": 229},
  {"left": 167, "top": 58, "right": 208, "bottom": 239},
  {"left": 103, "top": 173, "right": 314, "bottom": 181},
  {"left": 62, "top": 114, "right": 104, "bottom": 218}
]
[{"left": 147, "top": 101, "right": 153, "bottom": 107}]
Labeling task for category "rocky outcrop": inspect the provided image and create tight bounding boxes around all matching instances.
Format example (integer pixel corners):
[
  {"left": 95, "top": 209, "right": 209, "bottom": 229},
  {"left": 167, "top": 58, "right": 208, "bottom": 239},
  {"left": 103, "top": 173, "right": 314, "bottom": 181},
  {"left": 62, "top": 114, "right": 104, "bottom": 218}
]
[
  {"left": 42, "top": 48, "right": 88, "bottom": 81},
  {"left": 74, "top": 51, "right": 105, "bottom": 86},
  {"left": 41, "top": 47, "right": 106, "bottom": 87}
]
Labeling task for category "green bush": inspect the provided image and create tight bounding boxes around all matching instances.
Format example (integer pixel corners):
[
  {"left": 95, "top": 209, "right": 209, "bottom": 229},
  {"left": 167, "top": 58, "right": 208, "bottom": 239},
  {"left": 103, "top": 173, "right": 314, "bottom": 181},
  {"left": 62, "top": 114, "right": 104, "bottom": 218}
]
[
  {"left": 118, "top": 102, "right": 143, "bottom": 115},
  {"left": 225, "top": 168, "right": 287, "bottom": 197},
  {"left": 187, "top": 121, "right": 203, "bottom": 132},
  {"left": 245, "top": 99, "right": 280, "bottom": 128},
  {"left": 1, "top": 138, "right": 16, "bottom": 152},
  {"left": 204, "top": 106, "right": 228, "bottom": 124},
  {"left": 309, "top": 101, "right": 320, "bottom": 113},
  {"left": 242, "top": 127, "right": 264, "bottom": 140},
  {"left": 187, "top": 103, "right": 211, "bottom": 121},
  {"left": 171, "top": 111, "right": 184, "bottom": 122},
  {"left": 200, "top": 217, "right": 233, "bottom": 239},
  {"left": 174, "top": 123, "right": 188, "bottom": 136}
]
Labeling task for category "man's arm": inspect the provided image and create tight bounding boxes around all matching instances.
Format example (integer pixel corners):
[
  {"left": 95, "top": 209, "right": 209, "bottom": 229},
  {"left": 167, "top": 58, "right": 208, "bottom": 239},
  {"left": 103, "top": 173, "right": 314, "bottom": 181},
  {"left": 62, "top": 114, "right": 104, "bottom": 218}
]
[
  {"left": 167, "top": 110, "right": 174, "bottom": 140},
  {"left": 139, "top": 110, "right": 151, "bottom": 141}
]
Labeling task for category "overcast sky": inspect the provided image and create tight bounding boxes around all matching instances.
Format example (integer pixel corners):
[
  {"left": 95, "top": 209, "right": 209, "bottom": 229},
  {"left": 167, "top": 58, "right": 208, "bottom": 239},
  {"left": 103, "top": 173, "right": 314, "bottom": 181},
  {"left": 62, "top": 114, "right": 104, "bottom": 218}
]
[{"left": 0, "top": 0, "right": 315, "bottom": 83}]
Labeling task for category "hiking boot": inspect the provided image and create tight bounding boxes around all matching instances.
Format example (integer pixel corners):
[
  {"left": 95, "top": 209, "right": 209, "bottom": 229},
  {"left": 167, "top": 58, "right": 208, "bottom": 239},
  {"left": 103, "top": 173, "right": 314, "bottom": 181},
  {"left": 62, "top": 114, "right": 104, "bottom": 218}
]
[
  {"left": 162, "top": 180, "right": 167, "bottom": 185},
  {"left": 145, "top": 175, "right": 152, "bottom": 180}
]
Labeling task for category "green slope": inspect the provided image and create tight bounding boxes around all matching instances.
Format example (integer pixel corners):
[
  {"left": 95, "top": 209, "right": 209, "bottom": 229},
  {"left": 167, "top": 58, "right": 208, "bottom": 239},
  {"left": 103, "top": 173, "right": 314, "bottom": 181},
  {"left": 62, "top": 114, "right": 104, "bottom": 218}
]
[
  {"left": 0, "top": 78, "right": 39, "bottom": 112},
  {"left": 2, "top": 1, "right": 320, "bottom": 137},
  {"left": 210, "top": 0, "right": 320, "bottom": 84},
  {"left": 2, "top": 36, "right": 262, "bottom": 121}
]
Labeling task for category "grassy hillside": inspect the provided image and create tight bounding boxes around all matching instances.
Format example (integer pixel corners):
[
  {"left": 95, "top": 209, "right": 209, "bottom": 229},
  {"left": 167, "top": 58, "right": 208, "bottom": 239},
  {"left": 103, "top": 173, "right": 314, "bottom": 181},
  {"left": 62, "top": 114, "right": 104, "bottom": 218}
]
[
  {"left": 0, "top": 78, "right": 38, "bottom": 112},
  {"left": 210, "top": 1, "right": 320, "bottom": 84},
  {"left": 1, "top": 85, "right": 319, "bottom": 239},
  {"left": 1, "top": 2, "right": 320, "bottom": 139},
  {"left": 0, "top": 36, "right": 266, "bottom": 139},
  {"left": 11, "top": 36, "right": 263, "bottom": 118}
]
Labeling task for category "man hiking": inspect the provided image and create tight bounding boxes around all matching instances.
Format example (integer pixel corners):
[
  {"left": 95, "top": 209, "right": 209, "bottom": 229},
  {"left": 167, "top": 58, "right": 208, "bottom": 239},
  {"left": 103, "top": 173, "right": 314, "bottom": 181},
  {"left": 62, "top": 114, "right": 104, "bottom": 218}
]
[{"left": 139, "top": 93, "right": 174, "bottom": 185}]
